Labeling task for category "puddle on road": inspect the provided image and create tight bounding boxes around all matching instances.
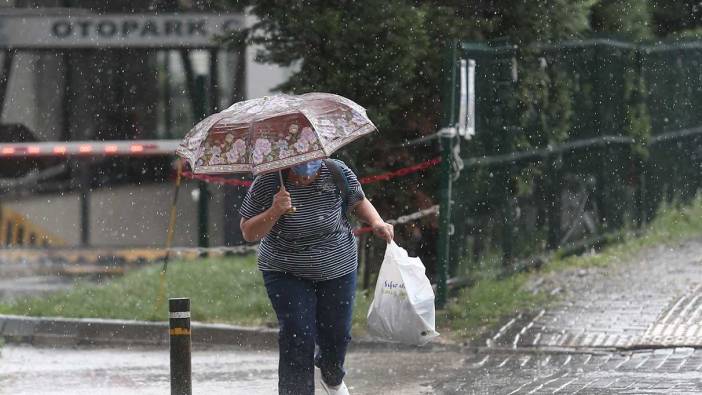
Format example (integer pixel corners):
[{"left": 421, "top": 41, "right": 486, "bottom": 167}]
[{"left": 0, "top": 344, "right": 279, "bottom": 395}]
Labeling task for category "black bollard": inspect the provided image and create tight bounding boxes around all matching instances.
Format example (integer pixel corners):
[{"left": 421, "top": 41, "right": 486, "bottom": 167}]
[{"left": 169, "top": 298, "right": 192, "bottom": 395}]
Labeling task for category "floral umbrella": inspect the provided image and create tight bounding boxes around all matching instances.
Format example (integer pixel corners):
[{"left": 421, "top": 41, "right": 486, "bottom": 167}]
[{"left": 176, "top": 92, "right": 377, "bottom": 175}]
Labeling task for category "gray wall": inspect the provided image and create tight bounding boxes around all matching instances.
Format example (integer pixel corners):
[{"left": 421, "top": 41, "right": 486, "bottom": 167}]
[
  {"left": 4, "top": 181, "right": 228, "bottom": 247},
  {"left": 2, "top": 52, "right": 65, "bottom": 141}
]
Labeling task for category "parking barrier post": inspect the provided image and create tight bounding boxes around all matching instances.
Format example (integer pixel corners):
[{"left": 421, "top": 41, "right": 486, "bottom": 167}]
[{"left": 169, "top": 297, "right": 192, "bottom": 395}]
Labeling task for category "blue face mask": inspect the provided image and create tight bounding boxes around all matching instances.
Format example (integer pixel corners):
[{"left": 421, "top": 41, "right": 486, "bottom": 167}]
[{"left": 292, "top": 160, "right": 322, "bottom": 177}]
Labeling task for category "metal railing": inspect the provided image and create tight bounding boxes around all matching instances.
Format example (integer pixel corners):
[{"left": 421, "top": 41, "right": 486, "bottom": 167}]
[{"left": 435, "top": 38, "right": 702, "bottom": 306}]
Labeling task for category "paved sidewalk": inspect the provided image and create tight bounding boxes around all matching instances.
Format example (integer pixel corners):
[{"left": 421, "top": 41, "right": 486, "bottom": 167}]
[
  {"left": 488, "top": 239, "right": 702, "bottom": 350},
  {"left": 432, "top": 238, "right": 702, "bottom": 393},
  {"left": 433, "top": 347, "right": 702, "bottom": 394}
]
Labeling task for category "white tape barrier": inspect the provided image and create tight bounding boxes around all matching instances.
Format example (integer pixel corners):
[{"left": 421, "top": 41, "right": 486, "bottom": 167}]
[
  {"left": 167, "top": 244, "right": 259, "bottom": 256},
  {"left": 386, "top": 205, "right": 439, "bottom": 226}
]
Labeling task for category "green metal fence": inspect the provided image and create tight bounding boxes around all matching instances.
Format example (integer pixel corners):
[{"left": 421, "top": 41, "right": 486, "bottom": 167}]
[{"left": 436, "top": 39, "right": 702, "bottom": 307}]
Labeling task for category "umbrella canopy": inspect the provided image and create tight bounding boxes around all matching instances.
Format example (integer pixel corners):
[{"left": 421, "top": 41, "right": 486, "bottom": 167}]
[{"left": 176, "top": 92, "right": 376, "bottom": 175}]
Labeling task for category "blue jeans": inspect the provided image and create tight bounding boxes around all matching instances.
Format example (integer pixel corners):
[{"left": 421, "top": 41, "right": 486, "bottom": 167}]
[{"left": 262, "top": 270, "right": 356, "bottom": 395}]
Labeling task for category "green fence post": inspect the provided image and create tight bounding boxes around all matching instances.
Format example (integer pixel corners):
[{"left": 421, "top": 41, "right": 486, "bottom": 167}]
[
  {"left": 437, "top": 41, "right": 458, "bottom": 309},
  {"left": 546, "top": 154, "right": 562, "bottom": 250},
  {"left": 501, "top": 164, "right": 514, "bottom": 271},
  {"left": 437, "top": 132, "right": 454, "bottom": 309},
  {"left": 635, "top": 156, "right": 646, "bottom": 227}
]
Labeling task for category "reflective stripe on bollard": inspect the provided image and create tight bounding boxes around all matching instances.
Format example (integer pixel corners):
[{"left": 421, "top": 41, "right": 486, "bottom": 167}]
[{"left": 169, "top": 298, "right": 192, "bottom": 395}]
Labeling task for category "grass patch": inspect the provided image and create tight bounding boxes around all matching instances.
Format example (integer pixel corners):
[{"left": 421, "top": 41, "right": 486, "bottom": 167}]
[
  {"left": 0, "top": 255, "right": 373, "bottom": 334},
  {"left": 441, "top": 195, "right": 702, "bottom": 341},
  {"left": 3, "top": 197, "right": 702, "bottom": 343},
  {"left": 549, "top": 195, "right": 702, "bottom": 272},
  {"left": 441, "top": 272, "right": 550, "bottom": 340},
  {"left": 0, "top": 255, "right": 272, "bottom": 324}
]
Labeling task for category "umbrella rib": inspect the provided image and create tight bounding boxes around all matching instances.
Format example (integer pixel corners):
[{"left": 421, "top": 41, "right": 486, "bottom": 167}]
[
  {"left": 247, "top": 117, "right": 255, "bottom": 172},
  {"left": 298, "top": 108, "right": 332, "bottom": 157},
  {"left": 178, "top": 112, "right": 226, "bottom": 173},
  {"left": 323, "top": 123, "right": 377, "bottom": 157}
]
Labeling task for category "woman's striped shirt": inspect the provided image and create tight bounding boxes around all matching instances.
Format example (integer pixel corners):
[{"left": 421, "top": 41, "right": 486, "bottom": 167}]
[{"left": 239, "top": 160, "right": 365, "bottom": 281}]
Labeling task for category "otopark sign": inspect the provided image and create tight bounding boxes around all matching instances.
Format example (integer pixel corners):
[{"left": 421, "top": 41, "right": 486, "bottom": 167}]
[{"left": 0, "top": 13, "right": 243, "bottom": 48}]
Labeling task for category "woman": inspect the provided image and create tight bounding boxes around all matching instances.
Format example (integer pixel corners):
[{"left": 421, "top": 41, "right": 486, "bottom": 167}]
[{"left": 240, "top": 158, "right": 393, "bottom": 395}]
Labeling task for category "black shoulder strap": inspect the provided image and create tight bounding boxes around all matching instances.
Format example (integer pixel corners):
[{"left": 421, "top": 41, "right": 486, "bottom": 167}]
[{"left": 323, "top": 159, "right": 350, "bottom": 213}]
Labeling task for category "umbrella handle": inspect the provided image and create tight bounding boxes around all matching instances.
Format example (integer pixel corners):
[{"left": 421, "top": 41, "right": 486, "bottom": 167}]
[{"left": 278, "top": 170, "right": 297, "bottom": 214}]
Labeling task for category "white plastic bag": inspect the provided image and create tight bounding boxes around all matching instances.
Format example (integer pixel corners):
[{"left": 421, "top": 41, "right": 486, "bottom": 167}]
[{"left": 367, "top": 241, "right": 439, "bottom": 346}]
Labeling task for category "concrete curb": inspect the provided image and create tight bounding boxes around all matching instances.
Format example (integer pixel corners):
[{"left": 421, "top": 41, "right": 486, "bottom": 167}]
[
  {"left": 0, "top": 314, "right": 450, "bottom": 352},
  {"left": 0, "top": 314, "right": 277, "bottom": 349}
]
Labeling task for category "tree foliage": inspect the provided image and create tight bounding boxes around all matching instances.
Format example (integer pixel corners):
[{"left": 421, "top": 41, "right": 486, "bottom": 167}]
[
  {"left": 222, "top": 0, "right": 700, "bottom": 143},
  {"left": 591, "top": 0, "right": 654, "bottom": 40},
  {"left": 233, "top": 1, "right": 602, "bottom": 138},
  {"left": 649, "top": 0, "right": 702, "bottom": 36},
  {"left": 243, "top": 0, "right": 431, "bottom": 134},
  {"left": 217, "top": 0, "right": 702, "bottom": 269}
]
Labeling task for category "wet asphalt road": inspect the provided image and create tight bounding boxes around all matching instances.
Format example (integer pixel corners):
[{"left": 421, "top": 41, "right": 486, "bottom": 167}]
[{"left": 0, "top": 343, "right": 464, "bottom": 395}]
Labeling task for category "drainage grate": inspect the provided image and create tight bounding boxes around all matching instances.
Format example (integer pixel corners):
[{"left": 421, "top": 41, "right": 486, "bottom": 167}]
[{"left": 634, "top": 284, "right": 702, "bottom": 348}]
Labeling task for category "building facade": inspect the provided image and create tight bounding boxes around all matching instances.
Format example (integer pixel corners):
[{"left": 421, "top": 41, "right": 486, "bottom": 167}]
[{"left": 0, "top": 0, "right": 289, "bottom": 248}]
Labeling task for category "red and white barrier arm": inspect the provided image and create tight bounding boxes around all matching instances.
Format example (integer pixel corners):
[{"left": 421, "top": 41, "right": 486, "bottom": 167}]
[{"left": 0, "top": 140, "right": 182, "bottom": 157}]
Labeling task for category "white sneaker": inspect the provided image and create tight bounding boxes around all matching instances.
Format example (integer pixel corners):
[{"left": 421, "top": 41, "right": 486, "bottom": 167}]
[{"left": 320, "top": 379, "right": 350, "bottom": 395}]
